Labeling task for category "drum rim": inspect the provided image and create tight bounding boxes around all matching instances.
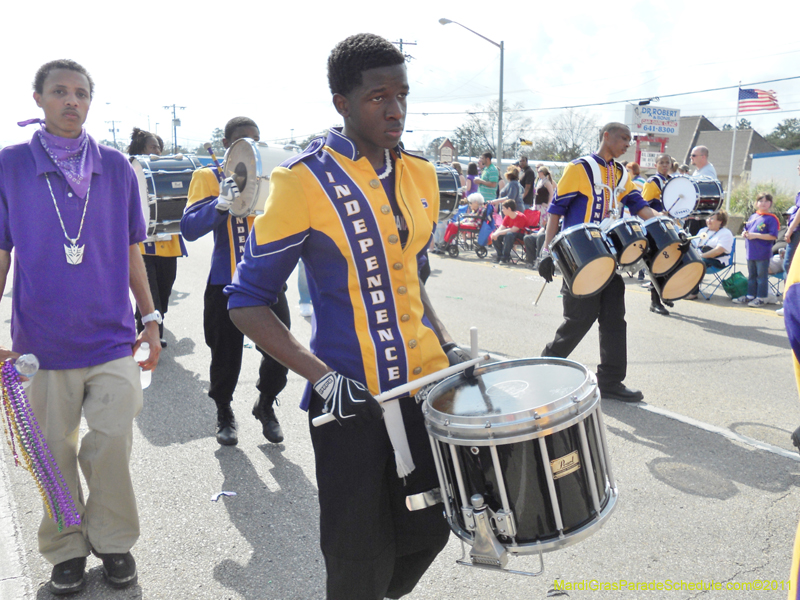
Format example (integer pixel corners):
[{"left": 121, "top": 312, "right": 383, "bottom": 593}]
[
  {"left": 424, "top": 357, "right": 599, "bottom": 443},
  {"left": 552, "top": 221, "right": 603, "bottom": 245},
  {"left": 225, "top": 137, "right": 265, "bottom": 218}
]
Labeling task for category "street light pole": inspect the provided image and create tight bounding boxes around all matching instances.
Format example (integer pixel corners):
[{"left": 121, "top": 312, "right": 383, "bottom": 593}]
[{"left": 439, "top": 18, "right": 504, "bottom": 171}]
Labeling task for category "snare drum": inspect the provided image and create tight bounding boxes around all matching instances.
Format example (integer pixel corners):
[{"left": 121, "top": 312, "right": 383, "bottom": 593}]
[
  {"left": 606, "top": 218, "right": 648, "bottom": 267},
  {"left": 424, "top": 358, "right": 618, "bottom": 565},
  {"left": 130, "top": 155, "right": 201, "bottom": 239},
  {"left": 551, "top": 223, "right": 617, "bottom": 297},
  {"left": 643, "top": 216, "right": 684, "bottom": 276},
  {"left": 662, "top": 176, "right": 699, "bottom": 220},
  {"left": 650, "top": 244, "right": 707, "bottom": 301},
  {"left": 223, "top": 139, "right": 296, "bottom": 218}
]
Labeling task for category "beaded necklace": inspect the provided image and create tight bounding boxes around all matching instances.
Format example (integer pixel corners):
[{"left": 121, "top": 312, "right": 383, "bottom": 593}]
[{"left": 0, "top": 360, "right": 80, "bottom": 531}]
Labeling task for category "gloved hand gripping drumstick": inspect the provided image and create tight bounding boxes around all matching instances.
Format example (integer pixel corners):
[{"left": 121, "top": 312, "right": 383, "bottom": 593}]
[{"left": 215, "top": 176, "right": 240, "bottom": 214}]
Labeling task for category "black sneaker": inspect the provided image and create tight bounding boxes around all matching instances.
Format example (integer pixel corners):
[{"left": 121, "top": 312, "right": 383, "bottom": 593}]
[
  {"left": 216, "top": 404, "right": 238, "bottom": 446},
  {"left": 95, "top": 551, "right": 137, "bottom": 589},
  {"left": 599, "top": 383, "right": 644, "bottom": 402},
  {"left": 252, "top": 398, "right": 284, "bottom": 444},
  {"left": 791, "top": 426, "right": 800, "bottom": 452},
  {"left": 49, "top": 556, "right": 86, "bottom": 595}
]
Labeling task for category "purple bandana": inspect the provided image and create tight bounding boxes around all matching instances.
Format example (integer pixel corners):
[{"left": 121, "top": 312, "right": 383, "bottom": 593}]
[{"left": 19, "top": 118, "right": 94, "bottom": 199}]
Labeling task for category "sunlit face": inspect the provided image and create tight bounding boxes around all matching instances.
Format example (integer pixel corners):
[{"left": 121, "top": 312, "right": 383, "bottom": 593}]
[
  {"left": 334, "top": 63, "right": 408, "bottom": 167},
  {"left": 604, "top": 127, "right": 631, "bottom": 159},
  {"left": 656, "top": 156, "right": 671, "bottom": 176},
  {"left": 707, "top": 215, "right": 722, "bottom": 231},
  {"left": 502, "top": 206, "right": 515, "bottom": 218},
  {"left": 144, "top": 136, "right": 161, "bottom": 155},
  {"left": 519, "top": 157, "right": 528, "bottom": 168},
  {"left": 33, "top": 69, "right": 91, "bottom": 139},
  {"left": 755, "top": 196, "right": 772, "bottom": 211}
]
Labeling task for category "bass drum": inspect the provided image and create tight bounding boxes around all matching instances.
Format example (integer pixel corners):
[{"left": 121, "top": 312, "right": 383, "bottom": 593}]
[
  {"left": 130, "top": 154, "right": 201, "bottom": 240},
  {"left": 694, "top": 180, "right": 724, "bottom": 217},
  {"left": 662, "top": 176, "right": 699, "bottom": 220},
  {"left": 436, "top": 164, "right": 461, "bottom": 223},
  {"left": 424, "top": 358, "right": 618, "bottom": 565}
]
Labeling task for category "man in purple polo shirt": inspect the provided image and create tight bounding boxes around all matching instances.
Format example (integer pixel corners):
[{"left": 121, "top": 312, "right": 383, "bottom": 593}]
[{"left": 0, "top": 59, "right": 161, "bottom": 595}]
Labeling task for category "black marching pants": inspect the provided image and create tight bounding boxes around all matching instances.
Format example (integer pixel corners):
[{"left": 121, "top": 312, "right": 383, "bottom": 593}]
[
  {"left": 308, "top": 394, "right": 450, "bottom": 600},
  {"left": 135, "top": 255, "right": 178, "bottom": 338},
  {"left": 542, "top": 273, "right": 627, "bottom": 388},
  {"left": 203, "top": 283, "right": 290, "bottom": 407}
]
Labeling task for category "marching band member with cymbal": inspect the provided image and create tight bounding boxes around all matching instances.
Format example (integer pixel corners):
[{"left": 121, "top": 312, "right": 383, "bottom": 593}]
[
  {"left": 128, "top": 128, "right": 187, "bottom": 347},
  {"left": 538, "top": 123, "right": 658, "bottom": 403},
  {"left": 180, "top": 118, "right": 290, "bottom": 446},
  {"left": 226, "top": 34, "right": 462, "bottom": 600}
]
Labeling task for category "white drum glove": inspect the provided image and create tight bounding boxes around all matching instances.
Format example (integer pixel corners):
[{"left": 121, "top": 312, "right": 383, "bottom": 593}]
[
  {"left": 313, "top": 371, "right": 383, "bottom": 426},
  {"left": 216, "top": 177, "right": 240, "bottom": 213}
]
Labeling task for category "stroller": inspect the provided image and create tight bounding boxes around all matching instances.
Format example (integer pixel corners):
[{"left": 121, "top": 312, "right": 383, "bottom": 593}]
[{"left": 443, "top": 202, "right": 496, "bottom": 258}]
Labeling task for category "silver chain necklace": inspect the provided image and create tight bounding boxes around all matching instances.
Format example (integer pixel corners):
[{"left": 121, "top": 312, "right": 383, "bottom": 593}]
[{"left": 45, "top": 173, "right": 91, "bottom": 265}]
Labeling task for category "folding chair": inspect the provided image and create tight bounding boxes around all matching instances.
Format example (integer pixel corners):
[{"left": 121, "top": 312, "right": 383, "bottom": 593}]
[
  {"left": 769, "top": 270, "right": 786, "bottom": 299},
  {"left": 698, "top": 238, "right": 736, "bottom": 300}
]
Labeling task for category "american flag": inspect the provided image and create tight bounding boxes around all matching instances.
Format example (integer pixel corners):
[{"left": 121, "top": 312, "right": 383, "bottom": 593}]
[{"left": 738, "top": 88, "right": 780, "bottom": 112}]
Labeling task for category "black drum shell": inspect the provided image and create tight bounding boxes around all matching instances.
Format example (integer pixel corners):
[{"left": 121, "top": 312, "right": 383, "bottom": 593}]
[
  {"left": 606, "top": 219, "right": 648, "bottom": 266},
  {"left": 643, "top": 216, "right": 684, "bottom": 276},
  {"left": 551, "top": 224, "right": 617, "bottom": 298},
  {"left": 650, "top": 244, "right": 707, "bottom": 301}
]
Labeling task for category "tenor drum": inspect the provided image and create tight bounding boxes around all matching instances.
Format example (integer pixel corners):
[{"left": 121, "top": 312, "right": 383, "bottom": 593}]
[
  {"left": 643, "top": 216, "right": 685, "bottom": 276},
  {"left": 662, "top": 176, "right": 699, "bottom": 220},
  {"left": 606, "top": 218, "right": 648, "bottom": 266},
  {"left": 551, "top": 223, "right": 617, "bottom": 298},
  {"left": 223, "top": 138, "right": 296, "bottom": 218},
  {"left": 423, "top": 358, "right": 618, "bottom": 565},
  {"left": 130, "top": 155, "right": 201, "bottom": 239},
  {"left": 650, "top": 244, "right": 707, "bottom": 301}
]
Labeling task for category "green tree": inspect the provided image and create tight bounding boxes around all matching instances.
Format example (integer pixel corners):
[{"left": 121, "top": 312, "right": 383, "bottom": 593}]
[
  {"left": 766, "top": 118, "right": 800, "bottom": 150},
  {"left": 722, "top": 118, "right": 752, "bottom": 131}
]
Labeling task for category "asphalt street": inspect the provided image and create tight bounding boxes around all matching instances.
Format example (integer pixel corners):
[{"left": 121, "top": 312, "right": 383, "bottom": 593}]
[{"left": 1, "top": 233, "right": 799, "bottom": 600}]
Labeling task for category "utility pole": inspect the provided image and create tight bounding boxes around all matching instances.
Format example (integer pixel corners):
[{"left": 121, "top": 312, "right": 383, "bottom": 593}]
[
  {"left": 163, "top": 104, "right": 186, "bottom": 153},
  {"left": 105, "top": 120, "right": 120, "bottom": 148},
  {"left": 391, "top": 39, "right": 417, "bottom": 62}
]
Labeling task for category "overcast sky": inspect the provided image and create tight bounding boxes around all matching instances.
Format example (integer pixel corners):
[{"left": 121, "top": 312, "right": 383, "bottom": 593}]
[{"left": 3, "top": 0, "right": 798, "bottom": 154}]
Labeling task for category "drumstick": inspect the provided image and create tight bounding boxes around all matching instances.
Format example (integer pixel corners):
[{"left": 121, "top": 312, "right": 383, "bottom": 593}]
[
  {"left": 533, "top": 279, "right": 548, "bottom": 306},
  {"left": 203, "top": 142, "right": 224, "bottom": 182},
  {"left": 311, "top": 354, "right": 490, "bottom": 427}
]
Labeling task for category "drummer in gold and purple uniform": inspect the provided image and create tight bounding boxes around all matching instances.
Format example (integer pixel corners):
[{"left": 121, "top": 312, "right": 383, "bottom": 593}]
[
  {"left": 128, "top": 128, "right": 188, "bottom": 345},
  {"left": 538, "top": 122, "right": 658, "bottom": 403},
  {"left": 180, "top": 117, "right": 290, "bottom": 447},
  {"left": 641, "top": 153, "right": 672, "bottom": 316}
]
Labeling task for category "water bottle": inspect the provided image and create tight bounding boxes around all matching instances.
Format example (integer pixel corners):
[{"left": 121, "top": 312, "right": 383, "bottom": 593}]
[
  {"left": 14, "top": 354, "right": 39, "bottom": 389},
  {"left": 134, "top": 343, "right": 151, "bottom": 389}
]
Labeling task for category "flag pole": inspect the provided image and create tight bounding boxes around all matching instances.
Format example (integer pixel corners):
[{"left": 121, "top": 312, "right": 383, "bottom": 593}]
[{"left": 725, "top": 82, "right": 741, "bottom": 212}]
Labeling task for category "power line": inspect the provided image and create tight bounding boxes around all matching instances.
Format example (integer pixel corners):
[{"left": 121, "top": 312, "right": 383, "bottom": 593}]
[{"left": 408, "top": 75, "right": 800, "bottom": 116}]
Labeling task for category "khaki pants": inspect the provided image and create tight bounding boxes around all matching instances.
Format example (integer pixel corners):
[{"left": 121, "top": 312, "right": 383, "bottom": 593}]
[{"left": 28, "top": 356, "right": 143, "bottom": 564}]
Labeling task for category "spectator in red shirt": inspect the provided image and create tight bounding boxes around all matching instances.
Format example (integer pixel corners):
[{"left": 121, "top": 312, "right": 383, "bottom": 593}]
[{"left": 491, "top": 199, "right": 527, "bottom": 263}]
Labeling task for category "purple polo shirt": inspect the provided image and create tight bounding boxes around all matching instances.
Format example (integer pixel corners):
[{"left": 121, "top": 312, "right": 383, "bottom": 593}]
[{"left": 0, "top": 135, "right": 146, "bottom": 370}]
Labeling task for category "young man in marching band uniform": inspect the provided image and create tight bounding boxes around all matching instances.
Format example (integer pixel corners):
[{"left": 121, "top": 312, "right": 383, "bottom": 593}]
[
  {"left": 226, "top": 34, "right": 464, "bottom": 600},
  {"left": 181, "top": 118, "right": 290, "bottom": 446},
  {"left": 641, "top": 153, "right": 672, "bottom": 315},
  {"left": 538, "top": 123, "right": 658, "bottom": 403}
]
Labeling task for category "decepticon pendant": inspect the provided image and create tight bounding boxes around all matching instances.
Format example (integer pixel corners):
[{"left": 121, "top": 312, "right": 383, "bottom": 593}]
[{"left": 64, "top": 243, "right": 85, "bottom": 265}]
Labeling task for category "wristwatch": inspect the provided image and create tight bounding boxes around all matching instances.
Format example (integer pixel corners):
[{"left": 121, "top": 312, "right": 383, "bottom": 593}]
[{"left": 141, "top": 310, "right": 163, "bottom": 326}]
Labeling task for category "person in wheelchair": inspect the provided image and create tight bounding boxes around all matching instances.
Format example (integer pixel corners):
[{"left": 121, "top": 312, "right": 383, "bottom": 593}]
[{"left": 491, "top": 199, "right": 527, "bottom": 263}]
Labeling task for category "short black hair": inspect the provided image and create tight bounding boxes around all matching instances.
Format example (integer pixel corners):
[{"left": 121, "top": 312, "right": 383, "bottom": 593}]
[
  {"left": 224, "top": 117, "right": 258, "bottom": 141},
  {"left": 128, "top": 127, "right": 162, "bottom": 155},
  {"left": 327, "top": 33, "right": 405, "bottom": 97},
  {"left": 33, "top": 59, "right": 94, "bottom": 98}
]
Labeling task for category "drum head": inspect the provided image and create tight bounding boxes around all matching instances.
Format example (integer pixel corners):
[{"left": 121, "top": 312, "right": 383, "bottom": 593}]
[
  {"left": 572, "top": 256, "right": 616, "bottom": 296},
  {"left": 129, "top": 158, "right": 154, "bottom": 237},
  {"left": 425, "top": 358, "right": 598, "bottom": 443},
  {"left": 663, "top": 177, "right": 699, "bottom": 220},
  {"left": 224, "top": 138, "right": 261, "bottom": 217}
]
